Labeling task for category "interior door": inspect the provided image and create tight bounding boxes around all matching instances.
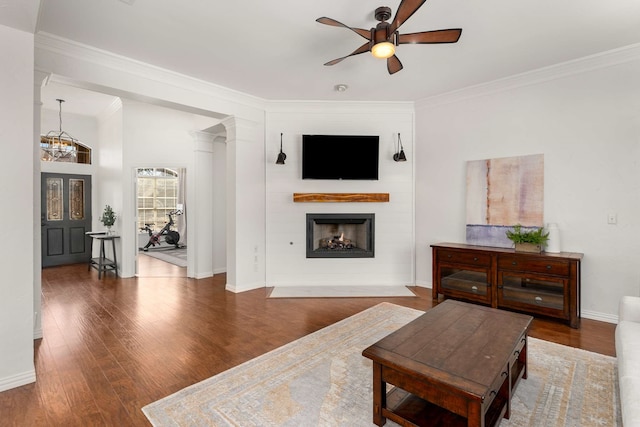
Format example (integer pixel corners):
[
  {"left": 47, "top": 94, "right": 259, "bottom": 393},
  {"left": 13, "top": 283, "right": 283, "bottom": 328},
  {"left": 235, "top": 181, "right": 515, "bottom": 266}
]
[{"left": 41, "top": 173, "right": 92, "bottom": 267}]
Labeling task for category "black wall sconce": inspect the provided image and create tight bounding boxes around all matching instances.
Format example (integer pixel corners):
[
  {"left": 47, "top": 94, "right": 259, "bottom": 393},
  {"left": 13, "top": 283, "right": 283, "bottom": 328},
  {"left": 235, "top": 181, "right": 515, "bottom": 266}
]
[
  {"left": 276, "top": 132, "right": 286, "bottom": 165},
  {"left": 393, "top": 132, "right": 407, "bottom": 162}
]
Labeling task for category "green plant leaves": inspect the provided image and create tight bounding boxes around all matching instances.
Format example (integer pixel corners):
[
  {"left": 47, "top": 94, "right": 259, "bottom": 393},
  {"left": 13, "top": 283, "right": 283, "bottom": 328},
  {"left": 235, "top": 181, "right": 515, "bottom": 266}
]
[
  {"left": 100, "top": 204, "right": 116, "bottom": 227},
  {"left": 505, "top": 224, "right": 549, "bottom": 245}
]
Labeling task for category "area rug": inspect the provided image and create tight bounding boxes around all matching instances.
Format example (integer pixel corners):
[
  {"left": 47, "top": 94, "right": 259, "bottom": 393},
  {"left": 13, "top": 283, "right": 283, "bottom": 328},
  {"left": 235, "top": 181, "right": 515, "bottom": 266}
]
[
  {"left": 268, "top": 286, "right": 417, "bottom": 298},
  {"left": 142, "top": 303, "right": 620, "bottom": 427},
  {"left": 140, "top": 247, "right": 187, "bottom": 267}
]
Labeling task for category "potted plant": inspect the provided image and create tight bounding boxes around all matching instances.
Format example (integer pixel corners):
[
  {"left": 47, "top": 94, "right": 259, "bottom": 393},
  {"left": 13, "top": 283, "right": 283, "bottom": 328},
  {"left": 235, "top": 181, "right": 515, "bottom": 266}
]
[
  {"left": 100, "top": 205, "right": 116, "bottom": 234},
  {"left": 505, "top": 224, "right": 549, "bottom": 253}
]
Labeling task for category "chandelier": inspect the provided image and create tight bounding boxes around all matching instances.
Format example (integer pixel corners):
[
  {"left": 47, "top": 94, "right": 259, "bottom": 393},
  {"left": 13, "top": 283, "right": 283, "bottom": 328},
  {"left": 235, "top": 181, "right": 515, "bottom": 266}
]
[{"left": 41, "top": 99, "right": 87, "bottom": 162}]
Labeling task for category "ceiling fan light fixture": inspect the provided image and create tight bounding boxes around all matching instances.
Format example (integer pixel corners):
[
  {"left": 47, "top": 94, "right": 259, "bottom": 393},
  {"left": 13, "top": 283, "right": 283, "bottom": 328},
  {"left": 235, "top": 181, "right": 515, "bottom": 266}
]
[
  {"left": 317, "top": 2, "right": 462, "bottom": 74},
  {"left": 371, "top": 41, "right": 395, "bottom": 59}
]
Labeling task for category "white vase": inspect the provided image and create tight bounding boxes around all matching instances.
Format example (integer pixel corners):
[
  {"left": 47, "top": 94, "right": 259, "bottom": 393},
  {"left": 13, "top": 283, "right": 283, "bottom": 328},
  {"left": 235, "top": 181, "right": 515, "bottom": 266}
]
[{"left": 546, "top": 223, "right": 561, "bottom": 253}]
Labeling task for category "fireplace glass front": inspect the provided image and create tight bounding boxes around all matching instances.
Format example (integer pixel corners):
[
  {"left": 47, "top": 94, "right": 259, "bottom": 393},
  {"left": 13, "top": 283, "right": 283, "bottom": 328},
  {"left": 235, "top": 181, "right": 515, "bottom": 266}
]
[{"left": 306, "top": 213, "right": 374, "bottom": 258}]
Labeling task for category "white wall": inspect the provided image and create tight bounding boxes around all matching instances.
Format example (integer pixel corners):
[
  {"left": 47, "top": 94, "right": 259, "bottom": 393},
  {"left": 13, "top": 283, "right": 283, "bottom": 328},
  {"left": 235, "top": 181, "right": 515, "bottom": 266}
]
[
  {"left": 35, "top": 36, "right": 266, "bottom": 288},
  {"left": 96, "top": 99, "right": 124, "bottom": 268},
  {"left": 40, "top": 108, "right": 99, "bottom": 229},
  {"left": 0, "top": 24, "right": 35, "bottom": 392},
  {"left": 265, "top": 102, "right": 415, "bottom": 287},
  {"left": 35, "top": 33, "right": 267, "bottom": 288},
  {"left": 119, "top": 100, "right": 220, "bottom": 277},
  {"left": 415, "top": 50, "right": 640, "bottom": 321},
  {"left": 39, "top": 96, "right": 226, "bottom": 279},
  {"left": 32, "top": 25, "right": 639, "bottom": 317},
  {"left": 222, "top": 117, "right": 266, "bottom": 292},
  {"left": 41, "top": 108, "right": 99, "bottom": 150}
]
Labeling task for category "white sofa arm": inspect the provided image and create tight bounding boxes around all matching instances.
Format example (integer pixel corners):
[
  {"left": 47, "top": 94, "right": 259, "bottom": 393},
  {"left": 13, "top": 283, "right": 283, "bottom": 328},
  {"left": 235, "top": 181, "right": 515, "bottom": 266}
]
[{"left": 619, "top": 296, "right": 640, "bottom": 323}]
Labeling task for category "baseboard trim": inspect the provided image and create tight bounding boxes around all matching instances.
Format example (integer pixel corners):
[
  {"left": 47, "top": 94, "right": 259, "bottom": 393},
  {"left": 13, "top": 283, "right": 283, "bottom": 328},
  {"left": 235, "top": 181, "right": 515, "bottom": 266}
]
[
  {"left": 0, "top": 369, "right": 36, "bottom": 393},
  {"left": 192, "top": 271, "right": 214, "bottom": 279},
  {"left": 269, "top": 285, "right": 417, "bottom": 298},
  {"left": 582, "top": 309, "right": 618, "bottom": 324},
  {"left": 414, "top": 280, "right": 431, "bottom": 288},
  {"left": 225, "top": 282, "right": 264, "bottom": 293}
]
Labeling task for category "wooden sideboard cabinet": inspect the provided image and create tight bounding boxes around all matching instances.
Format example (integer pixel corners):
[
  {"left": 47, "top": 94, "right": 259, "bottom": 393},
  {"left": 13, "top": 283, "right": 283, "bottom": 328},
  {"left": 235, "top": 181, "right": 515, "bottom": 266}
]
[{"left": 431, "top": 243, "right": 583, "bottom": 328}]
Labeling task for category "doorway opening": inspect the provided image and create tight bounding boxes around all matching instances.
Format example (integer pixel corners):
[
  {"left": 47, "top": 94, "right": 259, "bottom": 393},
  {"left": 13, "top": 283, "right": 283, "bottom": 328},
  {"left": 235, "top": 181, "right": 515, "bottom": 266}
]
[{"left": 135, "top": 167, "right": 188, "bottom": 277}]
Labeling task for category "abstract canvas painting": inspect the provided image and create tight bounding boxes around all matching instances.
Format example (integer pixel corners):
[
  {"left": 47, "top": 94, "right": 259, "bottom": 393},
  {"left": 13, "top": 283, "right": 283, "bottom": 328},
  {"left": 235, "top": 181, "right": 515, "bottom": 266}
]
[{"left": 466, "top": 154, "right": 544, "bottom": 247}]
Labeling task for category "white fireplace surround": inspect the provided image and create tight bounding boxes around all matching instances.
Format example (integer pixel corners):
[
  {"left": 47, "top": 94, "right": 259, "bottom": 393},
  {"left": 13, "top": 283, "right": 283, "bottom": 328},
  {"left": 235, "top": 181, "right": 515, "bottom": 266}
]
[{"left": 265, "top": 106, "right": 416, "bottom": 289}]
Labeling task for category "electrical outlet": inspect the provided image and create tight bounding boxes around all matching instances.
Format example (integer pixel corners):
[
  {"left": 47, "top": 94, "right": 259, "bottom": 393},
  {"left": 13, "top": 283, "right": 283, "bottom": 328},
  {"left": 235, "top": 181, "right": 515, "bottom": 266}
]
[{"left": 607, "top": 212, "right": 617, "bottom": 225}]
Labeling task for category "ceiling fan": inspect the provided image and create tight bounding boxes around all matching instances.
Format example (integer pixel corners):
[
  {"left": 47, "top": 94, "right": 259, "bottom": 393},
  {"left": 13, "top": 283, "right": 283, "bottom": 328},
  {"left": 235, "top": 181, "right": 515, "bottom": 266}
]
[{"left": 316, "top": 0, "right": 462, "bottom": 74}]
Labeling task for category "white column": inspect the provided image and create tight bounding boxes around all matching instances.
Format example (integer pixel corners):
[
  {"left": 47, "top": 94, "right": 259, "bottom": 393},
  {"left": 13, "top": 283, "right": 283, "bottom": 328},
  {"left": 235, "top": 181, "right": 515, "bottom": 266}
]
[
  {"left": 221, "top": 116, "right": 266, "bottom": 292},
  {"left": 189, "top": 131, "right": 215, "bottom": 278},
  {"left": 33, "top": 70, "right": 49, "bottom": 339},
  {"left": 212, "top": 135, "right": 227, "bottom": 275}
]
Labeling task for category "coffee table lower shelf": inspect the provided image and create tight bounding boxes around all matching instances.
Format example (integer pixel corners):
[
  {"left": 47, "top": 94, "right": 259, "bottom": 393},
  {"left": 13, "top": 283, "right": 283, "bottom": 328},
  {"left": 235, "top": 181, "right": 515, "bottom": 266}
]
[{"left": 384, "top": 387, "right": 508, "bottom": 427}]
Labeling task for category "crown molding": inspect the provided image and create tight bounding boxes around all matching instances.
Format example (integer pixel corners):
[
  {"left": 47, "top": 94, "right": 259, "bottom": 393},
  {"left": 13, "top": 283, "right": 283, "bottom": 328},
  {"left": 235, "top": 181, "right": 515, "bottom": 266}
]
[
  {"left": 417, "top": 42, "right": 640, "bottom": 110},
  {"left": 266, "top": 100, "right": 415, "bottom": 114},
  {"left": 34, "top": 32, "right": 267, "bottom": 113}
]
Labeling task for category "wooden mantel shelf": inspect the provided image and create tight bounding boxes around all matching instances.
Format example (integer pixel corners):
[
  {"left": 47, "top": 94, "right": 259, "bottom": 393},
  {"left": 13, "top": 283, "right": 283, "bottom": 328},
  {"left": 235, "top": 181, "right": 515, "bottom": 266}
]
[{"left": 293, "top": 193, "right": 390, "bottom": 203}]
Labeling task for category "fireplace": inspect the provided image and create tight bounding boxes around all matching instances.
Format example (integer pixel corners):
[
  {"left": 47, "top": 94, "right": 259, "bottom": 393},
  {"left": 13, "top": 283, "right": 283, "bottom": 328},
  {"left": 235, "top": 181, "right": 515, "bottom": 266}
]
[{"left": 306, "top": 213, "right": 375, "bottom": 258}]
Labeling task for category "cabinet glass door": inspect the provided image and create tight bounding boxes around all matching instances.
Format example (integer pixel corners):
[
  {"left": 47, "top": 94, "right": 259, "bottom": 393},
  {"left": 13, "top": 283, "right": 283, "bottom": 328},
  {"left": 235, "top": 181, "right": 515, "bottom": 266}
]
[
  {"left": 439, "top": 266, "right": 491, "bottom": 303},
  {"left": 498, "top": 273, "right": 566, "bottom": 312}
]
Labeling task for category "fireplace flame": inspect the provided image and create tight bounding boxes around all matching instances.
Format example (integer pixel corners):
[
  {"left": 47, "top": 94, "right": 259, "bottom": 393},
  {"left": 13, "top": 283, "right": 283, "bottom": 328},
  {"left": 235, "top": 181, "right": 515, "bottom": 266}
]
[{"left": 339, "top": 232, "right": 344, "bottom": 241}]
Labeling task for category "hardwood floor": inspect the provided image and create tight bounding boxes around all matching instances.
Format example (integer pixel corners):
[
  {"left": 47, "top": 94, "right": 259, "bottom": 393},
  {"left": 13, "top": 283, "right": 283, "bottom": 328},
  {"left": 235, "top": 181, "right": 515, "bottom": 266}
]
[
  {"left": 136, "top": 252, "right": 187, "bottom": 277},
  {"left": 0, "top": 260, "right": 616, "bottom": 426}
]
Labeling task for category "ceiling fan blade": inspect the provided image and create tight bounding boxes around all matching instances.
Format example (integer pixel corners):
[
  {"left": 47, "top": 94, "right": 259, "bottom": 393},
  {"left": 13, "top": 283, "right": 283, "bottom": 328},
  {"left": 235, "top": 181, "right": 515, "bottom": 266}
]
[
  {"left": 324, "top": 42, "right": 371, "bottom": 66},
  {"left": 316, "top": 17, "right": 371, "bottom": 40},
  {"left": 388, "top": 0, "right": 427, "bottom": 34},
  {"left": 398, "top": 29, "right": 462, "bottom": 44},
  {"left": 387, "top": 55, "right": 403, "bottom": 74}
]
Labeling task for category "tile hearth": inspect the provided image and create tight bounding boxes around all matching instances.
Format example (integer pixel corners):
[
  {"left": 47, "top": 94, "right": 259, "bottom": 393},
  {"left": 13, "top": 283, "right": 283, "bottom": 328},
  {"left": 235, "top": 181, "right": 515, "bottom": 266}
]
[{"left": 268, "top": 286, "right": 417, "bottom": 298}]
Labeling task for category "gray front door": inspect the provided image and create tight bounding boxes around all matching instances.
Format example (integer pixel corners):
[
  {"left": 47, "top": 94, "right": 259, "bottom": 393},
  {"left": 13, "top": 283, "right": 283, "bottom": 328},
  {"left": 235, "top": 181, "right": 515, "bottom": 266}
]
[{"left": 41, "top": 173, "right": 92, "bottom": 267}]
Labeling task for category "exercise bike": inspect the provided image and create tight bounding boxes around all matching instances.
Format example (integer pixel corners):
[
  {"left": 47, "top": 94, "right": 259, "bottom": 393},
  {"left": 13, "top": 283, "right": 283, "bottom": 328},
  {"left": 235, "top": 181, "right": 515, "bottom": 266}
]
[{"left": 141, "top": 209, "right": 183, "bottom": 251}]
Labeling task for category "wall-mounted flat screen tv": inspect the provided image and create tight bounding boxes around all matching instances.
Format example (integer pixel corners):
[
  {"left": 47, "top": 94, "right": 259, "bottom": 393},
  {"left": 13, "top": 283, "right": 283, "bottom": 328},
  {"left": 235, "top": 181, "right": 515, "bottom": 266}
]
[{"left": 302, "top": 135, "right": 379, "bottom": 180}]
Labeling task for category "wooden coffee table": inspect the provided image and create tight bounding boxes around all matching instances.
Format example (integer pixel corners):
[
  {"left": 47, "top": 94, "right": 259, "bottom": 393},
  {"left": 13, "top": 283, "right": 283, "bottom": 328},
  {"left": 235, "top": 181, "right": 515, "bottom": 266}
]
[{"left": 362, "top": 300, "right": 533, "bottom": 427}]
